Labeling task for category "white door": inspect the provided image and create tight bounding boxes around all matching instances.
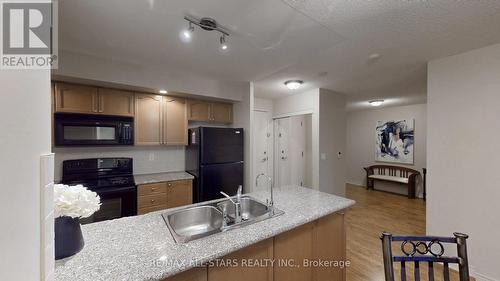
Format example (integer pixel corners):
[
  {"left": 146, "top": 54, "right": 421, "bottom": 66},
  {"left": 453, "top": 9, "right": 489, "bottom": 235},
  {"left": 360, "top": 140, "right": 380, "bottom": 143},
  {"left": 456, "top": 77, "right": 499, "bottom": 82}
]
[
  {"left": 253, "top": 110, "right": 272, "bottom": 191},
  {"left": 275, "top": 117, "right": 291, "bottom": 188},
  {"left": 289, "top": 115, "right": 306, "bottom": 186}
]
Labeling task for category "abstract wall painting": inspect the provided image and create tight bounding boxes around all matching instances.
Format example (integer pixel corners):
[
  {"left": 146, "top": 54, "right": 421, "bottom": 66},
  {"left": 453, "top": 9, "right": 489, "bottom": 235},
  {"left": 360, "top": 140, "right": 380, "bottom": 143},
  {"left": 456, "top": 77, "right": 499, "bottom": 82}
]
[{"left": 375, "top": 119, "right": 414, "bottom": 164}]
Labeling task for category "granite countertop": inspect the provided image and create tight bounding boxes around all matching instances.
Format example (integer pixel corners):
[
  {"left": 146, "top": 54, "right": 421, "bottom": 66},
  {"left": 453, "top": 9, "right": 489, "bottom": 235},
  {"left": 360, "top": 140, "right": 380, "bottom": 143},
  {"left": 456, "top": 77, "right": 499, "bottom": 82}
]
[
  {"left": 54, "top": 186, "right": 355, "bottom": 281},
  {"left": 134, "top": 171, "right": 194, "bottom": 185}
]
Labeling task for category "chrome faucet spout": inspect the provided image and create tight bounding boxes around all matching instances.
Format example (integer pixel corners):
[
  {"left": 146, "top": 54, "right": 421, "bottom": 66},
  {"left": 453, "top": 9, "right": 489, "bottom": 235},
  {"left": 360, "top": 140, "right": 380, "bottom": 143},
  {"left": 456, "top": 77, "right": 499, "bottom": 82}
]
[
  {"left": 220, "top": 190, "right": 242, "bottom": 223},
  {"left": 255, "top": 173, "right": 274, "bottom": 214}
]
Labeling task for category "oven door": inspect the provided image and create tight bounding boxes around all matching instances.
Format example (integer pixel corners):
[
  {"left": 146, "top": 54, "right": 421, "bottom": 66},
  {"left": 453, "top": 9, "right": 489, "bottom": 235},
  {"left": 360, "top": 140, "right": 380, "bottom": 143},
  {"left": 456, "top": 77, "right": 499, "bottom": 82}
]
[{"left": 80, "top": 186, "right": 137, "bottom": 224}]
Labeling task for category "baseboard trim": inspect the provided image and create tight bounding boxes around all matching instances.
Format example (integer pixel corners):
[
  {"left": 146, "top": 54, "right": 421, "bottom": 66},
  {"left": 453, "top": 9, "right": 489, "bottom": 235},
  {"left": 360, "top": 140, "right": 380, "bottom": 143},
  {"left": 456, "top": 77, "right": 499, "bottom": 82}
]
[{"left": 471, "top": 269, "right": 499, "bottom": 281}]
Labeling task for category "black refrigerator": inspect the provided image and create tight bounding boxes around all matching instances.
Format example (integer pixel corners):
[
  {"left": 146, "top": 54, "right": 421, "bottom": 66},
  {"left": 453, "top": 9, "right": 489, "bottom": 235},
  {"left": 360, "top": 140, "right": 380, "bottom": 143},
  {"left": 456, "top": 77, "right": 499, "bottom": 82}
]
[{"left": 186, "top": 127, "right": 244, "bottom": 203}]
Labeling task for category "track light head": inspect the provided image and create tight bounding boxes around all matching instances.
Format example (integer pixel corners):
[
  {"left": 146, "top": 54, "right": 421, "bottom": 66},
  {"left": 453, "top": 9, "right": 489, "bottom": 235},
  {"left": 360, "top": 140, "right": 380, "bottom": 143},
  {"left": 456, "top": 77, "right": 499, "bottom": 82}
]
[{"left": 220, "top": 35, "right": 228, "bottom": 51}]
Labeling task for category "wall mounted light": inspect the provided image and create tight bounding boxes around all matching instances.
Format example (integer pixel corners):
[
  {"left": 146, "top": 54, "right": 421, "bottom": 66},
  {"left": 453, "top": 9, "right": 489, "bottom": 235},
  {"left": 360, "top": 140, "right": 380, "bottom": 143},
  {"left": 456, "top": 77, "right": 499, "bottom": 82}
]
[
  {"left": 369, "top": 100, "right": 384, "bottom": 106},
  {"left": 284, "top": 80, "right": 303, "bottom": 90},
  {"left": 220, "top": 35, "right": 228, "bottom": 51}
]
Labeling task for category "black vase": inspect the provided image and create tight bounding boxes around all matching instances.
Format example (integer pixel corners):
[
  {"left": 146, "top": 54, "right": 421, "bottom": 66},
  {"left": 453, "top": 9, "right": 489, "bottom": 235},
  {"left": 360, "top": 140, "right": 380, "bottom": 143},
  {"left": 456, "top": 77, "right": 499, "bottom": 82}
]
[{"left": 55, "top": 216, "right": 84, "bottom": 260}]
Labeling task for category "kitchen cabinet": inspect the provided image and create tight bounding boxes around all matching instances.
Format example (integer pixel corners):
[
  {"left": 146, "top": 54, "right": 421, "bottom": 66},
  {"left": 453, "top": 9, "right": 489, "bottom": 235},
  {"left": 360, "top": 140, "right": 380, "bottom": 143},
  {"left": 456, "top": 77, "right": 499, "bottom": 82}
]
[
  {"left": 137, "top": 180, "right": 193, "bottom": 215},
  {"left": 274, "top": 222, "right": 314, "bottom": 281},
  {"left": 187, "top": 100, "right": 233, "bottom": 124},
  {"left": 187, "top": 100, "right": 211, "bottom": 122},
  {"left": 135, "top": 94, "right": 163, "bottom": 145},
  {"left": 164, "top": 267, "right": 207, "bottom": 281},
  {"left": 54, "top": 83, "right": 134, "bottom": 117},
  {"left": 163, "top": 97, "right": 188, "bottom": 145},
  {"left": 210, "top": 102, "right": 232, "bottom": 123},
  {"left": 54, "top": 82, "right": 98, "bottom": 114},
  {"left": 208, "top": 239, "right": 273, "bottom": 281},
  {"left": 166, "top": 180, "right": 193, "bottom": 209},
  {"left": 135, "top": 93, "right": 188, "bottom": 146},
  {"left": 313, "top": 213, "right": 346, "bottom": 281},
  {"left": 98, "top": 88, "right": 134, "bottom": 116}
]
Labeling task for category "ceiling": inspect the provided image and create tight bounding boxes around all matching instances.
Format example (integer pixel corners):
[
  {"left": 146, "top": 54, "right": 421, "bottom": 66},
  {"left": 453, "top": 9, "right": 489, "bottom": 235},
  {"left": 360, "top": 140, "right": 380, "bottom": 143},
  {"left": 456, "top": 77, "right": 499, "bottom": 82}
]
[{"left": 59, "top": 0, "right": 500, "bottom": 109}]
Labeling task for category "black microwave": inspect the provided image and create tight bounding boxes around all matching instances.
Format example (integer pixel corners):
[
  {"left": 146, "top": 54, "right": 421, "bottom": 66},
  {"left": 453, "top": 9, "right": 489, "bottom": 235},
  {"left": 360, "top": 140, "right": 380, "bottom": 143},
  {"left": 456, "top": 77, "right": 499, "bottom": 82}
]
[{"left": 54, "top": 113, "right": 134, "bottom": 146}]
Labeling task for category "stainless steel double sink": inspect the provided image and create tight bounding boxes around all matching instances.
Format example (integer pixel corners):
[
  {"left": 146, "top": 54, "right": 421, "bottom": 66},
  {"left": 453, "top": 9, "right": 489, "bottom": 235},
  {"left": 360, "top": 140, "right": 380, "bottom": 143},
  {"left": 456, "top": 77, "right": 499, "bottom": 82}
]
[{"left": 161, "top": 195, "right": 284, "bottom": 243}]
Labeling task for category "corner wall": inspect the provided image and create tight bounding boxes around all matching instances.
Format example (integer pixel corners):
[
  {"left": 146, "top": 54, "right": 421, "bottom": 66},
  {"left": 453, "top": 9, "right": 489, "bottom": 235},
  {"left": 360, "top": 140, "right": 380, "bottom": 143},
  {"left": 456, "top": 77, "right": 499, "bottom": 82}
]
[
  {"left": 427, "top": 43, "right": 500, "bottom": 281},
  {"left": 0, "top": 70, "right": 51, "bottom": 280},
  {"left": 346, "top": 104, "right": 427, "bottom": 196}
]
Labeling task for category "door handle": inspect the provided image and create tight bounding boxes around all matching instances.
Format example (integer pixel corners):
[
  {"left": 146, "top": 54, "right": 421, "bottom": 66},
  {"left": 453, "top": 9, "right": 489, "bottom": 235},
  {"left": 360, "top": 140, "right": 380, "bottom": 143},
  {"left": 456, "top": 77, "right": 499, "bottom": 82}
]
[
  {"left": 281, "top": 156, "right": 287, "bottom": 160},
  {"left": 261, "top": 157, "right": 267, "bottom": 162}
]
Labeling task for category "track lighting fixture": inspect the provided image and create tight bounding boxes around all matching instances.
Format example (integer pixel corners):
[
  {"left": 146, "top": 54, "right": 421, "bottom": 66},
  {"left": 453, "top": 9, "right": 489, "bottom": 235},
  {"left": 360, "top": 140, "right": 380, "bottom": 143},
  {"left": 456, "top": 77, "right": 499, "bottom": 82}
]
[{"left": 182, "top": 15, "right": 230, "bottom": 51}]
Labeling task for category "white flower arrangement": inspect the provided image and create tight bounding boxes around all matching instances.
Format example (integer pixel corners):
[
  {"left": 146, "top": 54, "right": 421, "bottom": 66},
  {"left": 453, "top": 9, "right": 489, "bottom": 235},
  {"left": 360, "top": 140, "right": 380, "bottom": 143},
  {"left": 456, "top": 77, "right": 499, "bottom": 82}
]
[{"left": 54, "top": 184, "right": 101, "bottom": 219}]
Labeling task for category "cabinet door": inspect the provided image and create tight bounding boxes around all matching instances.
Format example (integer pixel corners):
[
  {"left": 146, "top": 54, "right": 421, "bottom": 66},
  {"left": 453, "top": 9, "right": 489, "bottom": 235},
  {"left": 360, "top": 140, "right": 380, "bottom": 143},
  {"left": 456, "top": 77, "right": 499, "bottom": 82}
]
[
  {"left": 54, "top": 82, "right": 98, "bottom": 114},
  {"left": 313, "top": 213, "right": 346, "bottom": 281},
  {"left": 274, "top": 223, "right": 313, "bottom": 281},
  {"left": 188, "top": 100, "right": 211, "bottom": 121},
  {"left": 208, "top": 239, "right": 273, "bottom": 281},
  {"left": 166, "top": 180, "right": 193, "bottom": 209},
  {"left": 135, "top": 94, "right": 162, "bottom": 145},
  {"left": 98, "top": 88, "right": 134, "bottom": 116},
  {"left": 163, "top": 97, "right": 187, "bottom": 145},
  {"left": 164, "top": 267, "right": 207, "bottom": 281},
  {"left": 210, "top": 102, "right": 233, "bottom": 124}
]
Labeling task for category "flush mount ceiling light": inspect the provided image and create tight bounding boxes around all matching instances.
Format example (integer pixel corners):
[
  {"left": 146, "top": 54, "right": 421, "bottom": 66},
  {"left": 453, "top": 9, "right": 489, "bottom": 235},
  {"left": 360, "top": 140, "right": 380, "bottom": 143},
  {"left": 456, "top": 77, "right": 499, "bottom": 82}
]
[
  {"left": 284, "top": 80, "right": 303, "bottom": 90},
  {"left": 369, "top": 100, "right": 384, "bottom": 106},
  {"left": 159, "top": 89, "right": 168, "bottom": 94},
  {"left": 182, "top": 15, "right": 230, "bottom": 51}
]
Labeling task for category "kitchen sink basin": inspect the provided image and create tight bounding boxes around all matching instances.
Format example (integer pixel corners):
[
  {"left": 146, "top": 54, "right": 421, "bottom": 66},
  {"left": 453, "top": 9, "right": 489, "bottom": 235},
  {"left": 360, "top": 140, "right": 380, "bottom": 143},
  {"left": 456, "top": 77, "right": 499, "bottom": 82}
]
[
  {"left": 162, "top": 196, "right": 284, "bottom": 243},
  {"left": 217, "top": 197, "right": 269, "bottom": 221},
  {"left": 163, "top": 205, "right": 223, "bottom": 243}
]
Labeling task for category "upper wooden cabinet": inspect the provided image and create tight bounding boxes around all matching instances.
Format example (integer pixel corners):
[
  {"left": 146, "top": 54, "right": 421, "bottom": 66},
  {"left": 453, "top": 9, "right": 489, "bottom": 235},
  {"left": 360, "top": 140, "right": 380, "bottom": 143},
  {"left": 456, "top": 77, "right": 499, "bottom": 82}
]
[
  {"left": 54, "top": 83, "right": 134, "bottom": 117},
  {"left": 98, "top": 88, "right": 134, "bottom": 117},
  {"left": 188, "top": 100, "right": 233, "bottom": 124},
  {"left": 188, "top": 100, "right": 211, "bottom": 122},
  {"left": 135, "top": 94, "right": 162, "bottom": 145},
  {"left": 135, "top": 93, "right": 188, "bottom": 146},
  {"left": 163, "top": 97, "right": 188, "bottom": 145},
  {"left": 211, "top": 103, "right": 232, "bottom": 123},
  {"left": 54, "top": 83, "right": 98, "bottom": 114}
]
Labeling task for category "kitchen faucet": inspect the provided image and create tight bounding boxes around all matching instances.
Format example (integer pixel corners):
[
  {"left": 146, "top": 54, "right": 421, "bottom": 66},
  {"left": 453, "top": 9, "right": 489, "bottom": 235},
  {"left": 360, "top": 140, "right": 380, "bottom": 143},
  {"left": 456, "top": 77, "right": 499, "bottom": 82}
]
[
  {"left": 220, "top": 185, "right": 242, "bottom": 223},
  {"left": 255, "top": 173, "right": 274, "bottom": 215}
]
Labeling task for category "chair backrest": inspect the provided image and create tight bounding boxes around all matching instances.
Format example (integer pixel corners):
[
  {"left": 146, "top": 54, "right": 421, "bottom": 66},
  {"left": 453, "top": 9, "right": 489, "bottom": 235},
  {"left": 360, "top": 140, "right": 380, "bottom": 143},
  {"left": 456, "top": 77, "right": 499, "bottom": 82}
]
[{"left": 380, "top": 232, "right": 470, "bottom": 281}]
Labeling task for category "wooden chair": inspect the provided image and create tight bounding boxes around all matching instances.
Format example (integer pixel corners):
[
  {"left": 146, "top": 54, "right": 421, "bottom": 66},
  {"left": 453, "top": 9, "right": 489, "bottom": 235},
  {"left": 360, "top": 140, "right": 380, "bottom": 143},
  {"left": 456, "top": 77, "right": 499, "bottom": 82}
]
[{"left": 381, "top": 232, "right": 470, "bottom": 281}]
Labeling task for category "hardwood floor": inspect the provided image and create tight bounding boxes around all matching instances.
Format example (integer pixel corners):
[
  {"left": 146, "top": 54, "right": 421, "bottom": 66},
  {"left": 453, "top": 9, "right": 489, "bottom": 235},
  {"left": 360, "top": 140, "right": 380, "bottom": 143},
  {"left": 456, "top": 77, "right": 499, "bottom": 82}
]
[{"left": 345, "top": 184, "right": 472, "bottom": 281}]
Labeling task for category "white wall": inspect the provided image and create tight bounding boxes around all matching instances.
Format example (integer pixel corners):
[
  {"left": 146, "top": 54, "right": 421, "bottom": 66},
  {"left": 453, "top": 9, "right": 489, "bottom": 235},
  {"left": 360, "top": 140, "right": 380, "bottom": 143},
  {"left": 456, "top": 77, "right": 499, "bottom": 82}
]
[
  {"left": 427, "top": 43, "right": 500, "bottom": 281},
  {"left": 319, "top": 89, "right": 346, "bottom": 196},
  {"left": 233, "top": 84, "right": 253, "bottom": 192},
  {"left": 0, "top": 70, "right": 51, "bottom": 280},
  {"left": 273, "top": 88, "right": 346, "bottom": 196},
  {"left": 54, "top": 50, "right": 249, "bottom": 102},
  {"left": 346, "top": 104, "right": 427, "bottom": 196},
  {"left": 53, "top": 146, "right": 186, "bottom": 181}
]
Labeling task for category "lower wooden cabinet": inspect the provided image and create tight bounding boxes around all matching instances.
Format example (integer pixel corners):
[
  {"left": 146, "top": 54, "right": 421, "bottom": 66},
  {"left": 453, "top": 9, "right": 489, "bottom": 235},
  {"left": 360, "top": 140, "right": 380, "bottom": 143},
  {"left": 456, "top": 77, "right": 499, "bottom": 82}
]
[
  {"left": 164, "top": 267, "right": 207, "bottom": 281},
  {"left": 208, "top": 239, "right": 274, "bottom": 281},
  {"left": 274, "top": 223, "right": 314, "bottom": 281},
  {"left": 137, "top": 180, "right": 193, "bottom": 215}
]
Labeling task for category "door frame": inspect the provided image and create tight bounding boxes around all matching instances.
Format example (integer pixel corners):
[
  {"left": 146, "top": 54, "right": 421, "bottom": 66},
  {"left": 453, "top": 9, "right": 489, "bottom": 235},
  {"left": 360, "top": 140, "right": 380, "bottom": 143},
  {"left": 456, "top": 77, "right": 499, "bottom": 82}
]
[{"left": 252, "top": 109, "right": 274, "bottom": 192}]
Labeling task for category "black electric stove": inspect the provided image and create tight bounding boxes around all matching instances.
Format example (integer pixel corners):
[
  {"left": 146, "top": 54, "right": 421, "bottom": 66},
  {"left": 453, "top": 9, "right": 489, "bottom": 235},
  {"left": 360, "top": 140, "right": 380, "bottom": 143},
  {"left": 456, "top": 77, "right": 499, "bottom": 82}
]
[{"left": 62, "top": 158, "right": 137, "bottom": 224}]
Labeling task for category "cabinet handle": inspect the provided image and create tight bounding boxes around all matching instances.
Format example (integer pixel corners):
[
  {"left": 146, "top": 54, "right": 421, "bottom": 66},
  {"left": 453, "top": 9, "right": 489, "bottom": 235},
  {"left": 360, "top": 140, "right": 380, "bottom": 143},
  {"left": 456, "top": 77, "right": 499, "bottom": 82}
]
[
  {"left": 150, "top": 199, "right": 155, "bottom": 203},
  {"left": 151, "top": 187, "right": 156, "bottom": 191},
  {"left": 168, "top": 183, "right": 172, "bottom": 187}
]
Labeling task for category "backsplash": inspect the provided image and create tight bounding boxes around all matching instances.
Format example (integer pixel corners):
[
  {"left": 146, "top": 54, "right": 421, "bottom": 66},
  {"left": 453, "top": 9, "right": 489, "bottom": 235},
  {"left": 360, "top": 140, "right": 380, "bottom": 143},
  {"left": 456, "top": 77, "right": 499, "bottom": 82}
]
[{"left": 53, "top": 146, "right": 186, "bottom": 181}]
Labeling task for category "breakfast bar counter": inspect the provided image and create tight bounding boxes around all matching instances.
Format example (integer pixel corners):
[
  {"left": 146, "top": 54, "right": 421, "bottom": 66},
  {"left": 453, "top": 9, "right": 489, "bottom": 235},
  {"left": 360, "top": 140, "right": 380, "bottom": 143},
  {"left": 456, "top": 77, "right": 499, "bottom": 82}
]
[{"left": 54, "top": 186, "right": 355, "bottom": 281}]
